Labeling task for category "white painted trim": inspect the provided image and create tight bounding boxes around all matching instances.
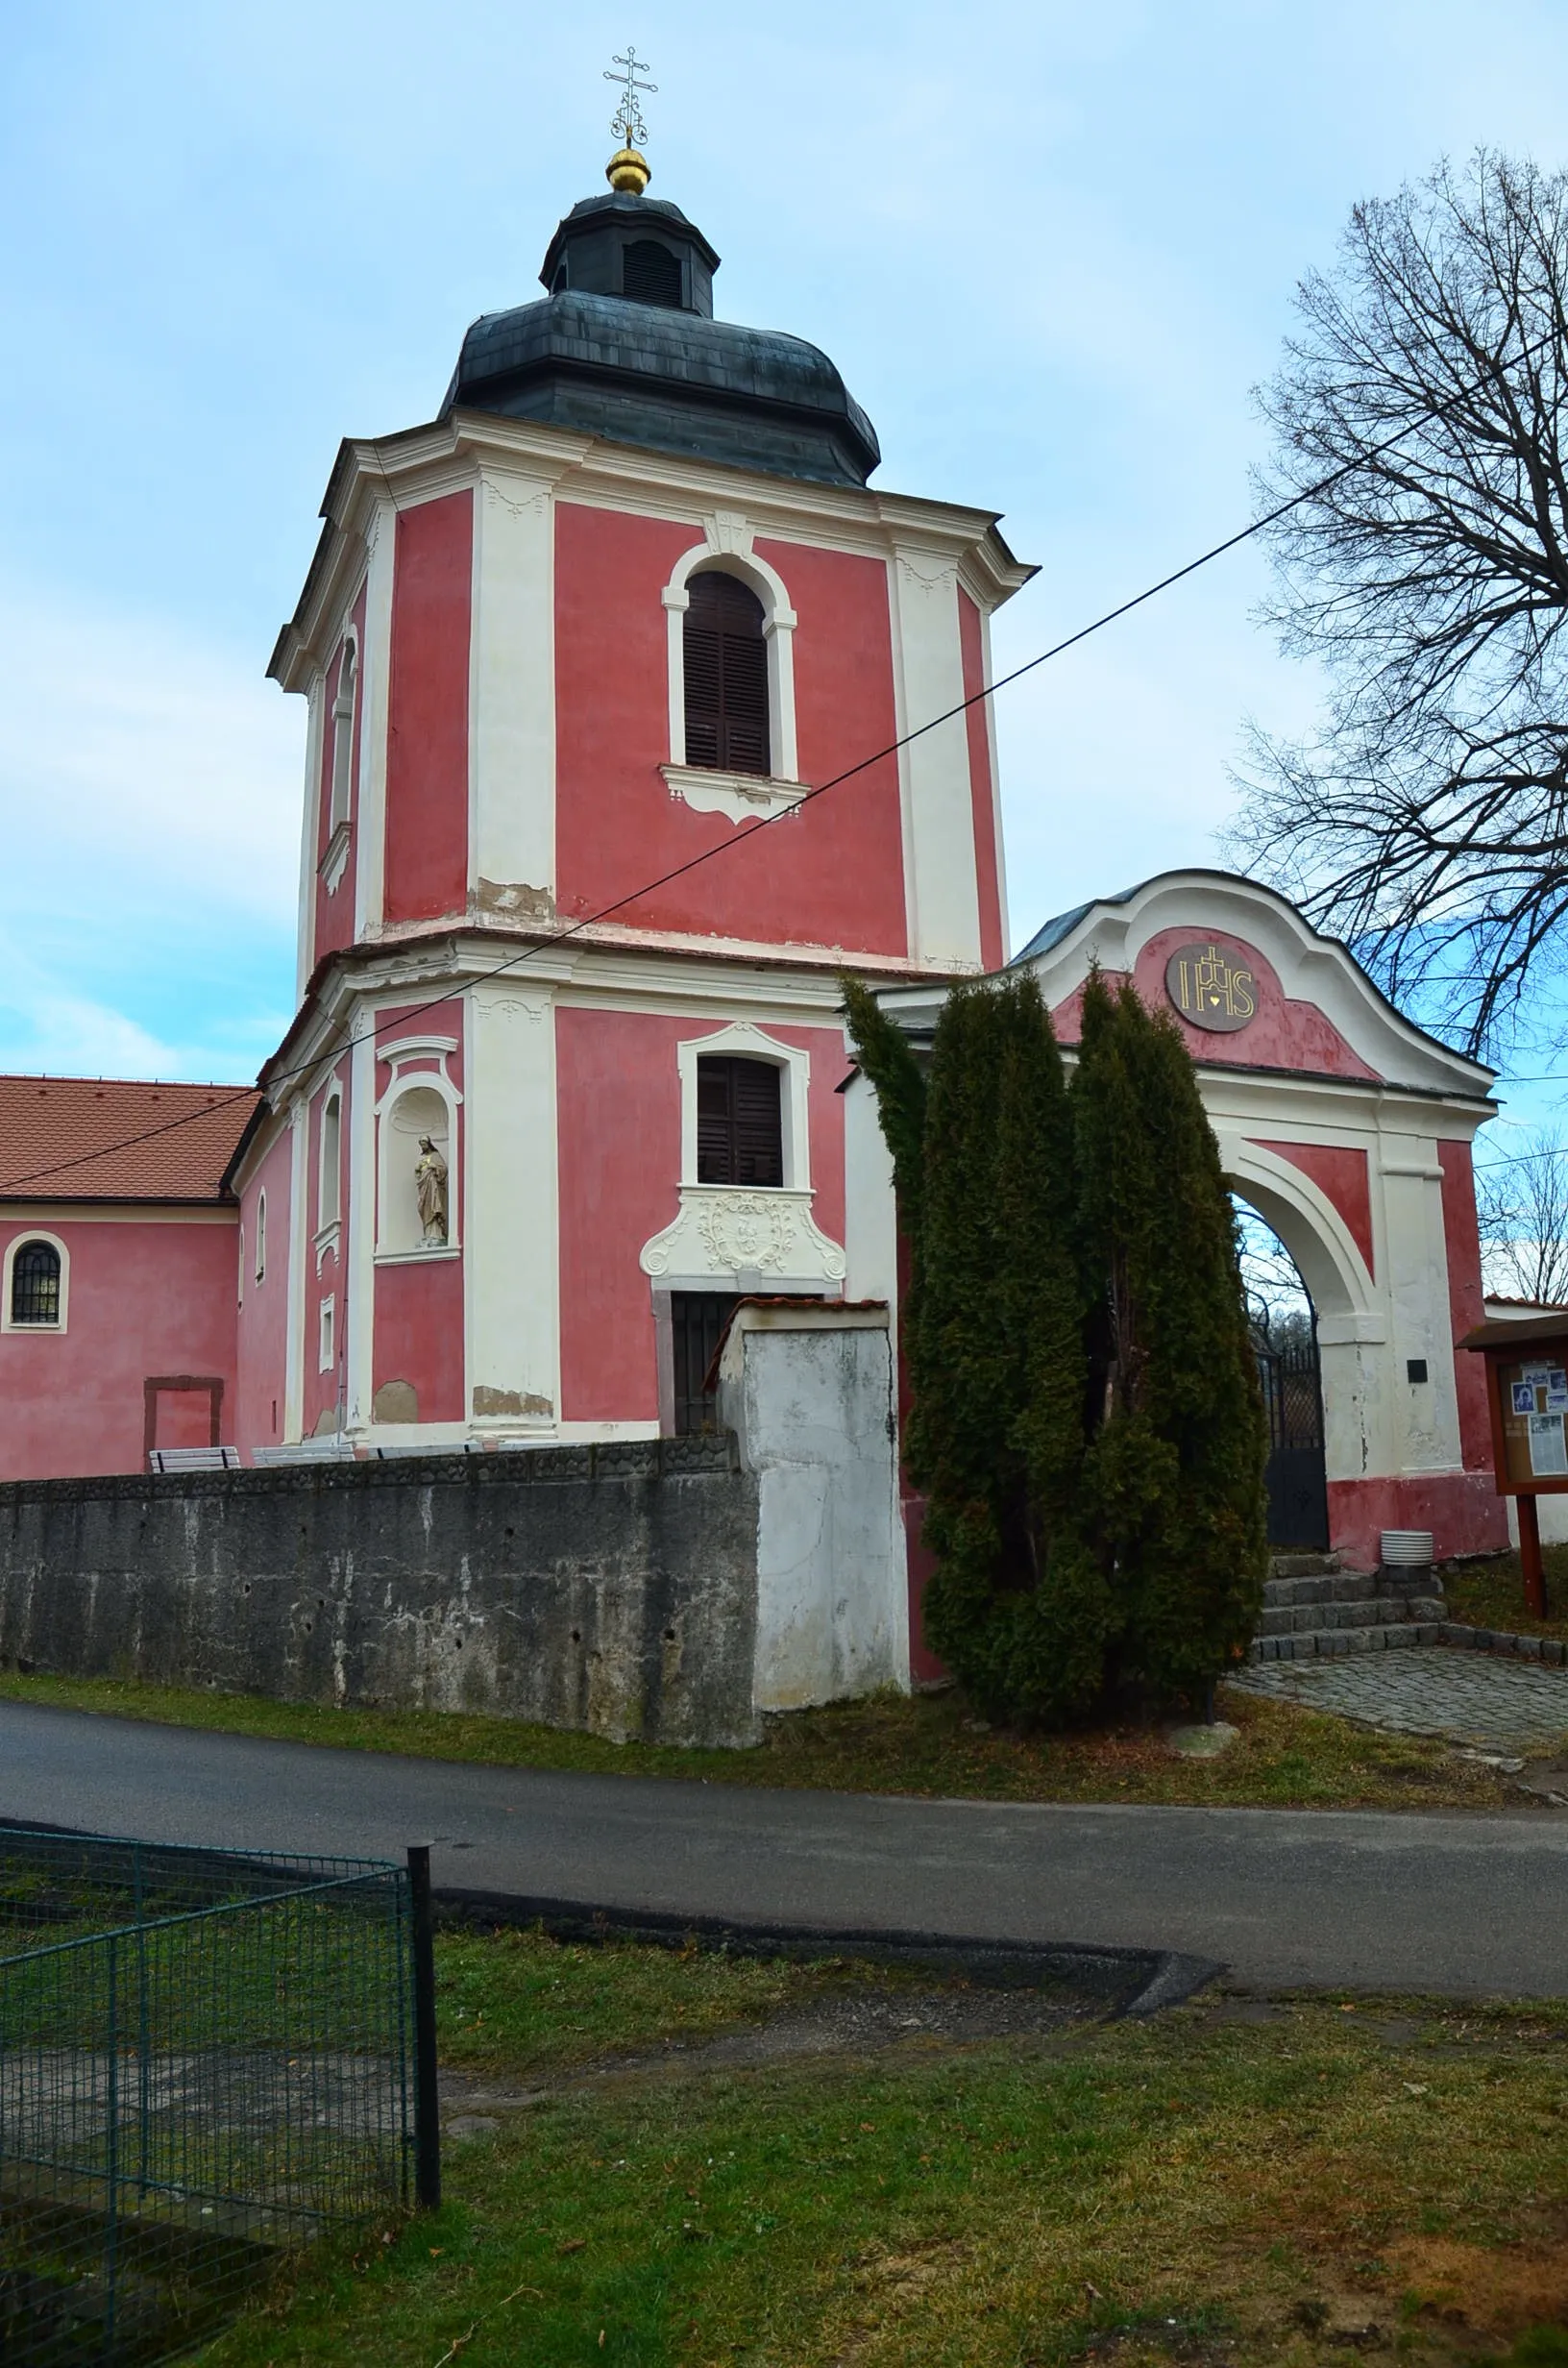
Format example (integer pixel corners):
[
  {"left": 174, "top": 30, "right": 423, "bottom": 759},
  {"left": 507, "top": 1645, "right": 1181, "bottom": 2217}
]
[
  {"left": 660, "top": 530, "right": 799, "bottom": 783},
  {"left": 1219, "top": 1137, "right": 1377, "bottom": 1326},
  {"left": 978, "top": 603, "right": 1009, "bottom": 960},
  {"left": 254, "top": 1189, "right": 268, "bottom": 1285},
  {"left": 374, "top": 1051, "right": 462, "bottom": 1256},
  {"left": 296, "top": 676, "right": 325, "bottom": 999},
  {"left": 888, "top": 542, "right": 983, "bottom": 969},
  {"left": 660, "top": 763, "right": 807, "bottom": 826},
  {"left": 0, "top": 1228, "right": 69, "bottom": 1335},
  {"left": 0, "top": 1204, "right": 237, "bottom": 1227},
  {"left": 345, "top": 1025, "right": 377, "bottom": 1433},
  {"left": 318, "top": 1294, "right": 336, "bottom": 1373},
  {"left": 470, "top": 467, "right": 556, "bottom": 912},
  {"left": 283, "top": 1102, "right": 307, "bottom": 1443},
  {"left": 354, "top": 502, "right": 395, "bottom": 941},
  {"left": 639, "top": 1188, "right": 846, "bottom": 1291},
  {"left": 674, "top": 1019, "right": 812, "bottom": 1190}
]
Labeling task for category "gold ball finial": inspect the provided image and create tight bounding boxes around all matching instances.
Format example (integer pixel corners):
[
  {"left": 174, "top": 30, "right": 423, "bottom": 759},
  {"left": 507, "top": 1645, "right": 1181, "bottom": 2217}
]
[{"left": 606, "top": 144, "right": 650, "bottom": 195}]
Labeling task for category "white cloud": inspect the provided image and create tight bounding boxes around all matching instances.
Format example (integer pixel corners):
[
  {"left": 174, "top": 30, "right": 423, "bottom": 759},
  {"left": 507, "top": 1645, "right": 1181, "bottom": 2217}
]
[{"left": 0, "top": 576, "right": 301, "bottom": 926}]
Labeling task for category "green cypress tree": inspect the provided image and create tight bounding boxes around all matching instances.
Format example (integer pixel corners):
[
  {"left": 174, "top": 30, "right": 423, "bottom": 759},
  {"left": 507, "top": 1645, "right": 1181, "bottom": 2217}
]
[
  {"left": 845, "top": 973, "right": 1110, "bottom": 1722},
  {"left": 1074, "top": 972, "right": 1268, "bottom": 1702}
]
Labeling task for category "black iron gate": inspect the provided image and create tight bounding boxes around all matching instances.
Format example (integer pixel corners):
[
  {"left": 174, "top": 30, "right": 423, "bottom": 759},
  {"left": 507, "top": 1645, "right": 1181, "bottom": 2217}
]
[{"left": 1256, "top": 1331, "right": 1330, "bottom": 1550}]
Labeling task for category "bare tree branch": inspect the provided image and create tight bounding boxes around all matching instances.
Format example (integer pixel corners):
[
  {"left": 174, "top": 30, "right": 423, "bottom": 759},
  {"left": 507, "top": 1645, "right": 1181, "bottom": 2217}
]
[
  {"left": 1228, "top": 153, "right": 1568, "bottom": 1057},
  {"left": 1476, "top": 1127, "right": 1568, "bottom": 1302}
]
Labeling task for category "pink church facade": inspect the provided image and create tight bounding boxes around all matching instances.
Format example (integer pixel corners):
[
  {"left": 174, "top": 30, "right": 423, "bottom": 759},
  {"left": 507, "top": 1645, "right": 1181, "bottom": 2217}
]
[{"left": 0, "top": 162, "right": 1510, "bottom": 1586}]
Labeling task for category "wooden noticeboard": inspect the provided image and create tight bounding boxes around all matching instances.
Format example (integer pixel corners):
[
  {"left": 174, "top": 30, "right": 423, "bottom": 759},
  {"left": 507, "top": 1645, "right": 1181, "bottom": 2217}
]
[{"left": 1459, "top": 1313, "right": 1568, "bottom": 1616}]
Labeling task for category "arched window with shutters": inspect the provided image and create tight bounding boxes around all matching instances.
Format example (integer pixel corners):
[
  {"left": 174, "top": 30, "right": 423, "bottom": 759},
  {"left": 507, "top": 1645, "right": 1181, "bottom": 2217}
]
[
  {"left": 4, "top": 1234, "right": 66, "bottom": 1332},
  {"left": 661, "top": 546, "right": 801, "bottom": 813},
  {"left": 684, "top": 573, "right": 771, "bottom": 777}
]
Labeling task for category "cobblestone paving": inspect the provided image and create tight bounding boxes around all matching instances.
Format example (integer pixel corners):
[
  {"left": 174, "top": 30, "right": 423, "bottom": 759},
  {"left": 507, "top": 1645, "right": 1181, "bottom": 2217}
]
[{"left": 1230, "top": 1645, "right": 1568, "bottom": 1754}]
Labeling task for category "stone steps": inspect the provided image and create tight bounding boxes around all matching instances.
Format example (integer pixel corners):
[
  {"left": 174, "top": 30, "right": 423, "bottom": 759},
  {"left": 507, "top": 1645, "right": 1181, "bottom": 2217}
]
[
  {"left": 1252, "top": 1548, "right": 1447, "bottom": 1664},
  {"left": 1258, "top": 1595, "right": 1446, "bottom": 1636}
]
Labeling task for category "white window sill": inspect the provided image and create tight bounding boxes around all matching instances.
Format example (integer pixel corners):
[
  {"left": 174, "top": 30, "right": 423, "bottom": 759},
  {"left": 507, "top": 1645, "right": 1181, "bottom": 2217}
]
[
  {"left": 661, "top": 764, "right": 808, "bottom": 826},
  {"left": 313, "top": 1221, "right": 341, "bottom": 1275},
  {"left": 374, "top": 1245, "right": 461, "bottom": 1265},
  {"left": 0, "top": 1320, "right": 65, "bottom": 1337}
]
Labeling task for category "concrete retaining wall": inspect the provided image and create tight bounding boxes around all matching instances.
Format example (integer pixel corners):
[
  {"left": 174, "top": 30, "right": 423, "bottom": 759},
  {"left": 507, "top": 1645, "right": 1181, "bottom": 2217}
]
[{"left": 0, "top": 1438, "right": 761, "bottom": 1747}]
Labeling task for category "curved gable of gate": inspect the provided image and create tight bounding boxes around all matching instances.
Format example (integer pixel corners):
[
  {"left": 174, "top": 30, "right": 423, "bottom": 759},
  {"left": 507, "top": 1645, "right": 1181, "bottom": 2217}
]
[{"left": 1013, "top": 870, "right": 1496, "bottom": 1101}]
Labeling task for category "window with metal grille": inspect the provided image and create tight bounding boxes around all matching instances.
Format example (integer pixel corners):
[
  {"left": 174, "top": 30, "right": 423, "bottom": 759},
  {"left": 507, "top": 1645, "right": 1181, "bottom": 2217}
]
[
  {"left": 622, "top": 239, "right": 682, "bottom": 308},
  {"left": 684, "top": 573, "right": 771, "bottom": 777},
  {"left": 696, "top": 1056, "right": 783, "bottom": 1187},
  {"left": 672, "top": 1292, "right": 739, "bottom": 1434},
  {"left": 10, "top": 1239, "right": 61, "bottom": 1326}
]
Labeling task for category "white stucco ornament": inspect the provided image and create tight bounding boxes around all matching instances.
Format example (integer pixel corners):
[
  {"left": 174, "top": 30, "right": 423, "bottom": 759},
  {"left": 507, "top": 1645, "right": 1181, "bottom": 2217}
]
[{"left": 640, "top": 1186, "right": 846, "bottom": 1287}]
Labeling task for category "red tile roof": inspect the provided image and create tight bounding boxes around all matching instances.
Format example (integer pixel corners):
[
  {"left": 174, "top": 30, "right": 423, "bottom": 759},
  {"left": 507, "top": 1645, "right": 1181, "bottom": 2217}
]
[{"left": 0, "top": 1076, "right": 260, "bottom": 1203}]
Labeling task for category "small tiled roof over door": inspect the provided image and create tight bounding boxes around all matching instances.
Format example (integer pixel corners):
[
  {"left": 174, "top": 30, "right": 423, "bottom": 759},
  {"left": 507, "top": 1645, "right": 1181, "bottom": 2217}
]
[{"left": 0, "top": 1076, "right": 259, "bottom": 1202}]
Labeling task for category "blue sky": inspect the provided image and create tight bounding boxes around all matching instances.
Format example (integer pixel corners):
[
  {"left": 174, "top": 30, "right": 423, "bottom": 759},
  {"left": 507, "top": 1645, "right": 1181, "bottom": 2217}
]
[{"left": 3, "top": 0, "right": 1566, "bottom": 1139}]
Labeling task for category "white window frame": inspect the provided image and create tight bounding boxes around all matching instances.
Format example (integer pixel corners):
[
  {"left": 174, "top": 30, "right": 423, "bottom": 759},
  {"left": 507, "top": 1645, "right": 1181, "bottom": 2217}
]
[
  {"left": 255, "top": 1189, "right": 267, "bottom": 1285},
  {"left": 659, "top": 525, "right": 806, "bottom": 824},
  {"left": 678, "top": 1021, "right": 811, "bottom": 1191},
  {"left": 321, "top": 631, "right": 357, "bottom": 894},
  {"left": 317, "top": 1082, "right": 343, "bottom": 1237},
  {"left": 2, "top": 1230, "right": 69, "bottom": 1335},
  {"left": 318, "top": 1293, "right": 335, "bottom": 1374}
]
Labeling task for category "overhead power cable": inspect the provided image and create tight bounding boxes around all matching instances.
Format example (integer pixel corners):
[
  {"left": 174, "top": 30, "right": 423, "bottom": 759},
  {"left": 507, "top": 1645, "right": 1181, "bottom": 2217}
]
[{"left": 6, "top": 325, "right": 1556, "bottom": 1195}]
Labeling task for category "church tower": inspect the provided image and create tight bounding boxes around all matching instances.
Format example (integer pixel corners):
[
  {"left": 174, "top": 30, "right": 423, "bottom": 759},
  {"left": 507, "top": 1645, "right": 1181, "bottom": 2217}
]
[{"left": 234, "top": 83, "right": 1034, "bottom": 1454}]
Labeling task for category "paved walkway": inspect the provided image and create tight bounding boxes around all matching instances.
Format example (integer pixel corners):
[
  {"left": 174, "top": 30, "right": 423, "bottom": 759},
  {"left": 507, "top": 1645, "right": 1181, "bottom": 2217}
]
[
  {"left": 1232, "top": 1645, "right": 1568, "bottom": 1754},
  {"left": 3, "top": 1698, "right": 1567, "bottom": 1997}
]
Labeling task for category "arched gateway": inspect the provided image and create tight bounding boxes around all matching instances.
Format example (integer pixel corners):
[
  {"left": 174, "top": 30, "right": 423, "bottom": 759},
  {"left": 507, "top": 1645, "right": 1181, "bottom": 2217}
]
[{"left": 864, "top": 869, "right": 1508, "bottom": 1573}]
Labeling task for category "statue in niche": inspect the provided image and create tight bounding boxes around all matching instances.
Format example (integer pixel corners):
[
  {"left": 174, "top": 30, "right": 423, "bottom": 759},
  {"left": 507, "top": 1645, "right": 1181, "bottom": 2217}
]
[{"left": 414, "top": 1137, "right": 449, "bottom": 1246}]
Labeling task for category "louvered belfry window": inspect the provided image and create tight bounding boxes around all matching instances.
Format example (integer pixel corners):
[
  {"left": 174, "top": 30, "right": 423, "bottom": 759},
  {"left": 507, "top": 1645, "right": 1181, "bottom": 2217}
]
[
  {"left": 697, "top": 1057, "right": 784, "bottom": 1188},
  {"left": 10, "top": 1240, "right": 61, "bottom": 1325},
  {"left": 684, "top": 573, "right": 771, "bottom": 777},
  {"left": 623, "top": 239, "right": 683, "bottom": 308}
]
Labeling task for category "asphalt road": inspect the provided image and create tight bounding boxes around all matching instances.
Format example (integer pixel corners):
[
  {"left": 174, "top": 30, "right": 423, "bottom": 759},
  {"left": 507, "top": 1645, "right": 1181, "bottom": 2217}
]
[{"left": 2, "top": 1698, "right": 1565, "bottom": 1996}]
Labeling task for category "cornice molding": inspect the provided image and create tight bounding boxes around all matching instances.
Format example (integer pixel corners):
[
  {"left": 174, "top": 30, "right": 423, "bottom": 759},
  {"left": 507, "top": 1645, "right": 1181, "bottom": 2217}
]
[{"left": 270, "top": 409, "right": 1037, "bottom": 693}]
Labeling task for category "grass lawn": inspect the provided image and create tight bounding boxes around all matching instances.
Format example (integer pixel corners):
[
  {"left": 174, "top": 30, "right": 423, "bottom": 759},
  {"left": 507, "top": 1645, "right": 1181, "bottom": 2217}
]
[
  {"left": 197, "top": 1925, "right": 1568, "bottom": 2368},
  {"left": 1443, "top": 1550, "right": 1568, "bottom": 1643},
  {"left": 0, "top": 1665, "right": 1536, "bottom": 1811}
]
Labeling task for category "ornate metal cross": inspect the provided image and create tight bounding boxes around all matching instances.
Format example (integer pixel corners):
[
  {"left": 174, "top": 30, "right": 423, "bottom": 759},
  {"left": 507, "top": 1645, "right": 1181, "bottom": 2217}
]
[{"left": 604, "top": 45, "right": 656, "bottom": 147}]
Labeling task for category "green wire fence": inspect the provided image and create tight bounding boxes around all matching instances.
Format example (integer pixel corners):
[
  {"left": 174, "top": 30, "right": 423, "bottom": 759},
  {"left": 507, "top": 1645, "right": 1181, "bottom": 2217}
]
[{"left": 0, "top": 1824, "right": 440, "bottom": 2364}]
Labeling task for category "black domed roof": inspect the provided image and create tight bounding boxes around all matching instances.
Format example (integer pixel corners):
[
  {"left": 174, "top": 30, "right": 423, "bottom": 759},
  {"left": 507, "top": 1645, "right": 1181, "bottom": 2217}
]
[{"left": 441, "top": 190, "right": 879, "bottom": 489}]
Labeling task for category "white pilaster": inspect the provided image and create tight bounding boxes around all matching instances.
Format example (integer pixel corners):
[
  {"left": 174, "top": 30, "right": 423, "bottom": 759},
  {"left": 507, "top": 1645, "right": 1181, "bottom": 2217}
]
[
  {"left": 1377, "top": 1143, "right": 1464, "bottom": 1473},
  {"left": 345, "top": 1022, "right": 378, "bottom": 1434},
  {"left": 354, "top": 501, "right": 396, "bottom": 942},
  {"left": 464, "top": 979, "right": 560, "bottom": 1428},
  {"left": 295, "top": 678, "right": 324, "bottom": 1000},
  {"left": 283, "top": 1104, "right": 308, "bottom": 1443},
  {"left": 470, "top": 471, "right": 556, "bottom": 908},
  {"left": 887, "top": 546, "right": 983, "bottom": 969}
]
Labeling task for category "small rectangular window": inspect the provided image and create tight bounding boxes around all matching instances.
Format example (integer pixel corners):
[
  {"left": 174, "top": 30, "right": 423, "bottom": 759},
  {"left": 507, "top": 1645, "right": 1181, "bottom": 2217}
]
[{"left": 319, "top": 1295, "right": 335, "bottom": 1374}]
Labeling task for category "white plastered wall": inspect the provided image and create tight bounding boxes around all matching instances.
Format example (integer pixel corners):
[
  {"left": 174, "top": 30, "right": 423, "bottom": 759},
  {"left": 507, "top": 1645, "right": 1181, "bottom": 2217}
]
[{"left": 717, "top": 1303, "right": 908, "bottom": 1711}]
